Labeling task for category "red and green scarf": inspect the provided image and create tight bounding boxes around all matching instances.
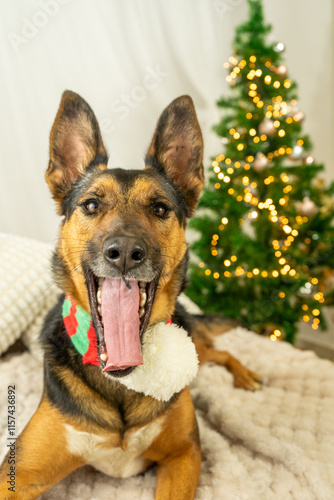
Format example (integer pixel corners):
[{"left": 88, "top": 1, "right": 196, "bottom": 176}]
[
  {"left": 62, "top": 295, "right": 99, "bottom": 366},
  {"left": 62, "top": 295, "right": 172, "bottom": 367}
]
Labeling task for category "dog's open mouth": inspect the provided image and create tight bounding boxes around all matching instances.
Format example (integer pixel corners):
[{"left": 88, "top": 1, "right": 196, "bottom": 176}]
[{"left": 86, "top": 272, "right": 158, "bottom": 378}]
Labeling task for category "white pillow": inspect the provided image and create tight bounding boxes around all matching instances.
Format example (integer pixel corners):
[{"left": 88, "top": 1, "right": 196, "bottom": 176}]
[{"left": 0, "top": 233, "right": 60, "bottom": 356}]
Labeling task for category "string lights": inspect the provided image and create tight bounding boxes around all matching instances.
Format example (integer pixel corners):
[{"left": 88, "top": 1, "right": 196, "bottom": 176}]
[{"left": 188, "top": 4, "right": 333, "bottom": 347}]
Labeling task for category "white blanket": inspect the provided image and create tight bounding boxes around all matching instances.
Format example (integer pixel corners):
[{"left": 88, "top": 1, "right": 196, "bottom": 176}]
[{"left": 1, "top": 327, "right": 333, "bottom": 500}]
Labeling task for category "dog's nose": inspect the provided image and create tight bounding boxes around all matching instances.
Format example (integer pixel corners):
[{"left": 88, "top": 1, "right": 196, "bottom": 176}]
[{"left": 103, "top": 236, "right": 147, "bottom": 274}]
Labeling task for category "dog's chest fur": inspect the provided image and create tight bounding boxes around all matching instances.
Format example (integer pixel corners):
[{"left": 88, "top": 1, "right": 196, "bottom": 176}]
[{"left": 65, "top": 418, "right": 165, "bottom": 478}]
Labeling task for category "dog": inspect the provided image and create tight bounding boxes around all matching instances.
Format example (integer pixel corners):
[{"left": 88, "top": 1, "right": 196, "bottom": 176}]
[{"left": 0, "top": 91, "right": 261, "bottom": 499}]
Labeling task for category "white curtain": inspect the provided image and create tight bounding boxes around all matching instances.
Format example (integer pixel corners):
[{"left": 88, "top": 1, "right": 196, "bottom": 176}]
[{"left": 0, "top": 0, "right": 332, "bottom": 242}]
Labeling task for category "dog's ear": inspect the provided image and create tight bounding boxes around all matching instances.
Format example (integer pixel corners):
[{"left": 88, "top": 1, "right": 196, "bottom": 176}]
[
  {"left": 46, "top": 90, "right": 107, "bottom": 213},
  {"left": 145, "top": 95, "right": 204, "bottom": 216}
]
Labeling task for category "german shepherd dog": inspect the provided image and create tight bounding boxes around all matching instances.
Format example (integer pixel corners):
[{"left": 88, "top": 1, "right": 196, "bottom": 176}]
[{"left": 0, "top": 91, "right": 261, "bottom": 499}]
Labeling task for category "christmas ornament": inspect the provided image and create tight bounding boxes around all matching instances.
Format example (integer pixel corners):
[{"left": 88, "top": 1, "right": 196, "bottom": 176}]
[
  {"left": 299, "top": 243, "right": 308, "bottom": 254},
  {"left": 288, "top": 106, "right": 305, "bottom": 124},
  {"left": 258, "top": 118, "right": 276, "bottom": 136},
  {"left": 324, "top": 268, "right": 334, "bottom": 292},
  {"left": 312, "top": 177, "right": 325, "bottom": 190},
  {"left": 274, "top": 42, "right": 285, "bottom": 53},
  {"left": 290, "top": 144, "right": 305, "bottom": 161},
  {"left": 274, "top": 64, "right": 288, "bottom": 78},
  {"left": 320, "top": 195, "right": 334, "bottom": 216},
  {"left": 238, "top": 127, "right": 247, "bottom": 135},
  {"left": 253, "top": 153, "right": 269, "bottom": 172},
  {"left": 297, "top": 197, "right": 318, "bottom": 217},
  {"left": 293, "top": 111, "right": 305, "bottom": 123}
]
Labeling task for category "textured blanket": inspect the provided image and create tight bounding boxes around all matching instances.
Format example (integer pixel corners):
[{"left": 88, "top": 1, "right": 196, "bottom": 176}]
[{"left": 1, "top": 327, "right": 333, "bottom": 500}]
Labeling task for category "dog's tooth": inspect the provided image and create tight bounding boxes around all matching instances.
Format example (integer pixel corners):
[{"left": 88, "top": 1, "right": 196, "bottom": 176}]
[
  {"left": 139, "top": 281, "right": 146, "bottom": 289},
  {"left": 98, "top": 304, "right": 102, "bottom": 316},
  {"left": 139, "top": 307, "right": 145, "bottom": 318},
  {"left": 100, "top": 342, "right": 107, "bottom": 358},
  {"left": 97, "top": 289, "right": 102, "bottom": 305},
  {"left": 139, "top": 292, "right": 147, "bottom": 308},
  {"left": 98, "top": 278, "right": 104, "bottom": 287}
]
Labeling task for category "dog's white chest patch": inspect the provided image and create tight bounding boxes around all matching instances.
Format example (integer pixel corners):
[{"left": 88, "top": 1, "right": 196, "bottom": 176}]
[{"left": 65, "top": 419, "right": 164, "bottom": 478}]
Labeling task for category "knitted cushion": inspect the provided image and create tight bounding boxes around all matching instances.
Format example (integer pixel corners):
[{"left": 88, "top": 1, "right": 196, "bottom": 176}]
[{"left": 0, "top": 233, "right": 60, "bottom": 357}]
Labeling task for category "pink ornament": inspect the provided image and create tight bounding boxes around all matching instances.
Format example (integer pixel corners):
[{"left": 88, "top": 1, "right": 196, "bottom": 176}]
[
  {"left": 253, "top": 153, "right": 269, "bottom": 172},
  {"left": 293, "top": 111, "right": 305, "bottom": 123},
  {"left": 274, "top": 64, "right": 288, "bottom": 78},
  {"left": 258, "top": 118, "right": 276, "bottom": 136},
  {"left": 297, "top": 197, "right": 318, "bottom": 217}
]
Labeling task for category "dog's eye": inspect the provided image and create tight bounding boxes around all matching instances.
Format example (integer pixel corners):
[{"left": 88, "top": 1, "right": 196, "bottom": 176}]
[
  {"left": 152, "top": 203, "right": 168, "bottom": 217},
  {"left": 83, "top": 199, "right": 100, "bottom": 214}
]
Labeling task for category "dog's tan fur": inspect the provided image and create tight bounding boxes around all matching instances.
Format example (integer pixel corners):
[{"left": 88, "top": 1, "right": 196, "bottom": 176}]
[{"left": 0, "top": 92, "right": 260, "bottom": 500}]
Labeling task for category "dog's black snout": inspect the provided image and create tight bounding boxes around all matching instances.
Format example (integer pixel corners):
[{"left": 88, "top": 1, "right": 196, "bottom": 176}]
[{"left": 103, "top": 236, "right": 147, "bottom": 274}]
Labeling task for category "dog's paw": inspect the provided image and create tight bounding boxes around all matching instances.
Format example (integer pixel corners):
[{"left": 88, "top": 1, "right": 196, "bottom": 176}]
[{"left": 232, "top": 364, "right": 262, "bottom": 391}]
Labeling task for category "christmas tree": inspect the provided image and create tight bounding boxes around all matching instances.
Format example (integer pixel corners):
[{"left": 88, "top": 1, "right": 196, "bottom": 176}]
[{"left": 187, "top": 0, "right": 334, "bottom": 343}]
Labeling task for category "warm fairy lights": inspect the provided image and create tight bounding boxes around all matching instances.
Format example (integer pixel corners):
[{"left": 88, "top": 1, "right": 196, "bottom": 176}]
[
  {"left": 198, "top": 52, "right": 327, "bottom": 342},
  {"left": 249, "top": 211, "right": 258, "bottom": 219},
  {"left": 203, "top": 155, "right": 319, "bottom": 306}
]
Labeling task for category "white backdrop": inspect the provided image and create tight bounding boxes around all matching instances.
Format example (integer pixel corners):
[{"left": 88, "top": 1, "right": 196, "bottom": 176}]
[{"left": 1, "top": 0, "right": 333, "bottom": 243}]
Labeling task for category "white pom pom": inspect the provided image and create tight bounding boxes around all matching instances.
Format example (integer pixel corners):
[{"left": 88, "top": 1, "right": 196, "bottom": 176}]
[{"left": 118, "top": 322, "right": 198, "bottom": 401}]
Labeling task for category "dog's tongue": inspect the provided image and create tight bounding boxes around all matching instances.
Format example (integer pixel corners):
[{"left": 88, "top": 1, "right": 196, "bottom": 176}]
[{"left": 101, "top": 278, "right": 143, "bottom": 371}]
